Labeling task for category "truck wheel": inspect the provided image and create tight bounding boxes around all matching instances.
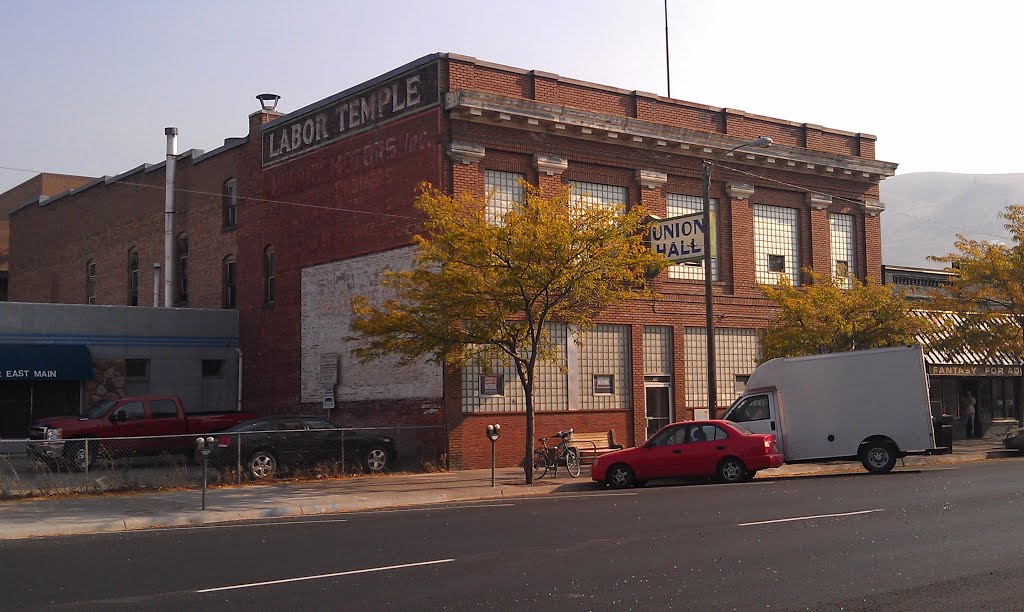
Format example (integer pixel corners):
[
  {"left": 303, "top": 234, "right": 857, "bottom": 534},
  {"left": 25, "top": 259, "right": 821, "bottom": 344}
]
[
  {"left": 246, "top": 449, "right": 277, "bottom": 480},
  {"left": 363, "top": 445, "right": 390, "bottom": 473},
  {"left": 717, "top": 457, "right": 747, "bottom": 483},
  {"left": 65, "top": 441, "right": 94, "bottom": 472},
  {"left": 860, "top": 442, "right": 897, "bottom": 474}
]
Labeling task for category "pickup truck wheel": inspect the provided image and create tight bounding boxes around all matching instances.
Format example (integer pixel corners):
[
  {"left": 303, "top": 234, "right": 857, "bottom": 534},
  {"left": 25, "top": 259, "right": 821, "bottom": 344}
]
[
  {"left": 246, "top": 450, "right": 277, "bottom": 480},
  {"left": 606, "top": 463, "right": 635, "bottom": 489},
  {"left": 65, "top": 441, "right": 94, "bottom": 472},
  {"left": 860, "top": 442, "right": 897, "bottom": 474},
  {"left": 363, "top": 445, "right": 390, "bottom": 473},
  {"left": 717, "top": 457, "right": 747, "bottom": 483}
]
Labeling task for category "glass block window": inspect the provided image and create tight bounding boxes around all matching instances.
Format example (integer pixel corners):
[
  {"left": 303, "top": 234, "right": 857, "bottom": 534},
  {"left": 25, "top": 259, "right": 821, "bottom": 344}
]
[
  {"left": 830, "top": 213, "right": 856, "bottom": 287},
  {"left": 578, "top": 324, "right": 631, "bottom": 410},
  {"left": 666, "top": 193, "right": 718, "bottom": 281},
  {"left": 754, "top": 204, "right": 800, "bottom": 286},
  {"left": 570, "top": 181, "right": 627, "bottom": 212},
  {"left": 643, "top": 326, "right": 673, "bottom": 376},
  {"left": 462, "top": 323, "right": 568, "bottom": 413},
  {"left": 684, "top": 327, "right": 759, "bottom": 407},
  {"left": 484, "top": 170, "right": 524, "bottom": 226}
]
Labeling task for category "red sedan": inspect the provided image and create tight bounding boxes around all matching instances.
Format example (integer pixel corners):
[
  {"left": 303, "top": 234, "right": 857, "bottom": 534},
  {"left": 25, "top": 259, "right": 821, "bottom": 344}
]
[{"left": 592, "top": 420, "right": 783, "bottom": 488}]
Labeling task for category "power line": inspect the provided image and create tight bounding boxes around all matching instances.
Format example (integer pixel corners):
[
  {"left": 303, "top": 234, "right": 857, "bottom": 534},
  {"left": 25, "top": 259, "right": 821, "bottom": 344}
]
[{"left": 716, "top": 162, "right": 1013, "bottom": 242}]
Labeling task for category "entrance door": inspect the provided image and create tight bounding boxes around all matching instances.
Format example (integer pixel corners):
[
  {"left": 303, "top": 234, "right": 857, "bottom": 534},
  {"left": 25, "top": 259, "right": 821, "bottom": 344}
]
[
  {"left": 0, "top": 382, "right": 32, "bottom": 438},
  {"left": 645, "top": 385, "right": 671, "bottom": 441}
]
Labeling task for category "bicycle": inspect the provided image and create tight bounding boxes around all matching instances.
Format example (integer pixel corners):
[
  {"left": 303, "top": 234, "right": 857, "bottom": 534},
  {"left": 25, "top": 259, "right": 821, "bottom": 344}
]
[{"left": 532, "top": 429, "right": 581, "bottom": 479}]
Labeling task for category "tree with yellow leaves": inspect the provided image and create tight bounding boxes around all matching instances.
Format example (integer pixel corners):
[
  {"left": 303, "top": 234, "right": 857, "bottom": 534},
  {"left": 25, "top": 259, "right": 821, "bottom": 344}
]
[
  {"left": 758, "top": 269, "right": 924, "bottom": 363},
  {"left": 927, "top": 204, "right": 1024, "bottom": 372},
  {"left": 349, "top": 182, "right": 668, "bottom": 483}
]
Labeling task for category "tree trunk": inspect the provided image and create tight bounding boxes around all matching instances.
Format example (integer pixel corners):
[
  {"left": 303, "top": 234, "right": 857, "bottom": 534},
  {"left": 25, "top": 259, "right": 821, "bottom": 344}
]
[{"left": 525, "top": 393, "right": 534, "bottom": 484}]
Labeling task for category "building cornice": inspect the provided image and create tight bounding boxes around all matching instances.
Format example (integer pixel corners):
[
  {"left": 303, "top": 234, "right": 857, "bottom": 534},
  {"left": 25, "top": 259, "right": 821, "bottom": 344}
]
[{"left": 444, "top": 89, "right": 897, "bottom": 182}]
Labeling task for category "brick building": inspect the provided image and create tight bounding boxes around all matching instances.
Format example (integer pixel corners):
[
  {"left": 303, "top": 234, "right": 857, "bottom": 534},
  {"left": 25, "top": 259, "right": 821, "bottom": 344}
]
[{"left": 7, "top": 53, "right": 897, "bottom": 468}]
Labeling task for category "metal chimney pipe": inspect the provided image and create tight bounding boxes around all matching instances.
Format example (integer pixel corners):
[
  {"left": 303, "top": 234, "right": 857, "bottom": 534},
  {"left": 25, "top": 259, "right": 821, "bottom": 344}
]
[
  {"left": 163, "top": 127, "right": 178, "bottom": 308},
  {"left": 153, "top": 263, "right": 161, "bottom": 307}
]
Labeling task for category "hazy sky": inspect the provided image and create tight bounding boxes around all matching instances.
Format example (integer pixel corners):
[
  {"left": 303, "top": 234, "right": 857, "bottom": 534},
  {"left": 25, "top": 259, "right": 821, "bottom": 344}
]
[{"left": 1, "top": 1, "right": 1020, "bottom": 194}]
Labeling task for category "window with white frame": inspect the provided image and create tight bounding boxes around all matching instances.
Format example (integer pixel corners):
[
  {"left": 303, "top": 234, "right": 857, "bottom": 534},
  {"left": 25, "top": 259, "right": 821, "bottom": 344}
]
[
  {"left": 578, "top": 324, "right": 631, "bottom": 410},
  {"left": 830, "top": 213, "right": 856, "bottom": 287},
  {"left": 570, "top": 181, "right": 627, "bottom": 212},
  {"left": 484, "top": 170, "right": 524, "bottom": 226},
  {"left": 86, "top": 260, "right": 96, "bottom": 305},
  {"left": 684, "top": 327, "right": 759, "bottom": 407},
  {"left": 753, "top": 204, "right": 800, "bottom": 286},
  {"left": 666, "top": 193, "right": 718, "bottom": 281}
]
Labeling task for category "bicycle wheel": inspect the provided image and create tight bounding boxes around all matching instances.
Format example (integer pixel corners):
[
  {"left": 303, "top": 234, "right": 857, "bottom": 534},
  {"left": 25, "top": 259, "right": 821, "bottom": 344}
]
[
  {"left": 532, "top": 449, "right": 549, "bottom": 480},
  {"left": 565, "top": 447, "right": 581, "bottom": 478}
]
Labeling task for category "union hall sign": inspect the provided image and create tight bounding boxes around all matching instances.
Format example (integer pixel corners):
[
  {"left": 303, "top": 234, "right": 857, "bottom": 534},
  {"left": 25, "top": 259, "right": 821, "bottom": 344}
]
[{"left": 262, "top": 62, "right": 440, "bottom": 166}]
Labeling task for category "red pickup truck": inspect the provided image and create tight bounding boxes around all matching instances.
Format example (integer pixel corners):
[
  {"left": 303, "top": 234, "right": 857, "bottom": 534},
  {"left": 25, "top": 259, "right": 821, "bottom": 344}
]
[{"left": 27, "top": 395, "right": 257, "bottom": 470}]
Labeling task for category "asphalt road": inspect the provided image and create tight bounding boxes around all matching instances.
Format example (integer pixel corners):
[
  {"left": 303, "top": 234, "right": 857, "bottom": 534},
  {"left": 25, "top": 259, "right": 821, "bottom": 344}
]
[{"left": 3, "top": 461, "right": 1024, "bottom": 611}]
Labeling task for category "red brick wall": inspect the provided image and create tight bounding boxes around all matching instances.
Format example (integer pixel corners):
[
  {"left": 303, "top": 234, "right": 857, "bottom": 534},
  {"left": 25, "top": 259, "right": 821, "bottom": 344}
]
[
  {"left": 10, "top": 152, "right": 239, "bottom": 307},
  {"left": 238, "top": 108, "right": 444, "bottom": 415}
]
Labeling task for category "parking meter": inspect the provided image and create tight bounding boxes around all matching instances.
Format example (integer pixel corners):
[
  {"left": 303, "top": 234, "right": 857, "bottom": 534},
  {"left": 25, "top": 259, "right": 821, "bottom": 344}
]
[
  {"left": 486, "top": 424, "right": 501, "bottom": 486},
  {"left": 195, "top": 436, "right": 215, "bottom": 510}
]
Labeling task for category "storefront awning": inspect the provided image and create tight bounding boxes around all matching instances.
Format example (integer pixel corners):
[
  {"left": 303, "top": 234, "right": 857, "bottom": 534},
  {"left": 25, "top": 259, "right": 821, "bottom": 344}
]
[{"left": 0, "top": 344, "right": 93, "bottom": 381}]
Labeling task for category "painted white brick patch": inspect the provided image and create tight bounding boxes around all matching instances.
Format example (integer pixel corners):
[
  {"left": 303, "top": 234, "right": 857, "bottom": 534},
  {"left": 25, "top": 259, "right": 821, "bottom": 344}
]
[{"left": 301, "top": 247, "right": 442, "bottom": 403}]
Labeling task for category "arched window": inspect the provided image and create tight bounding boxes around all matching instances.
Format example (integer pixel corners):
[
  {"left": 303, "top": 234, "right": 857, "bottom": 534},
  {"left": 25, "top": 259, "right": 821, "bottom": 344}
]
[
  {"left": 223, "top": 255, "right": 236, "bottom": 309},
  {"left": 176, "top": 233, "right": 188, "bottom": 305},
  {"left": 86, "top": 260, "right": 96, "bottom": 304},
  {"left": 263, "top": 245, "right": 275, "bottom": 304},
  {"left": 127, "top": 247, "right": 139, "bottom": 306},
  {"left": 222, "top": 178, "right": 238, "bottom": 229}
]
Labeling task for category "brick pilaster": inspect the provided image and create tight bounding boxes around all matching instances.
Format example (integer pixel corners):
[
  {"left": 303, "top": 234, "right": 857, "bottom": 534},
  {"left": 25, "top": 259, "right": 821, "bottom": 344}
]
[{"left": 727, "top": 182, "right": 756, "bottom": 296}]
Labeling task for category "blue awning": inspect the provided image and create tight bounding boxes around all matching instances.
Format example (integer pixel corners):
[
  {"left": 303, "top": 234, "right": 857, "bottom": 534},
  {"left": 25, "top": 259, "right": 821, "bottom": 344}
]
[{"left": 0, "top": 345, "right": 93, "bottom": 381}]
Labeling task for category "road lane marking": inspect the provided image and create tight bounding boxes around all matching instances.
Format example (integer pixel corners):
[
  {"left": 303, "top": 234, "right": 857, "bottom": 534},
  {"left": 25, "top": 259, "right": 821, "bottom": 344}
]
[
  {"left": 545, "top": 492, "right": 639, "bottom": 500},
  {"left": 739, "top": 508, "right": 884, "bottom": 526},
  {"left": 140, "top": 519, "right": 350, "bottom": 532},
  {"left": 196, "top": 558, "right": 455, "bottom": 593}
]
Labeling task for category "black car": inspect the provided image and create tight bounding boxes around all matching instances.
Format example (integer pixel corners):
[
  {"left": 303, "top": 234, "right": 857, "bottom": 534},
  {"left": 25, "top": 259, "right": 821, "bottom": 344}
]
[{"left": 204, "top": 416, "right": 397, "bottom": 480}]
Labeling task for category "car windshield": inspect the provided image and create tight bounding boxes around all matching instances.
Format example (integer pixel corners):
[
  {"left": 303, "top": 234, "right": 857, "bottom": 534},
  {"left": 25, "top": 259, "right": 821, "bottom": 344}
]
[{"left": 82, "top": 400, "right": 116, "bottom": 419}]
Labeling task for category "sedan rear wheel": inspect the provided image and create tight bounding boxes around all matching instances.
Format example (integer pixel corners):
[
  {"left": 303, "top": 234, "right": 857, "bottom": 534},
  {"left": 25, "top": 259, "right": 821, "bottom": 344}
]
[
  {"left": 717, "top": 457, "right": 747, "bottom": 483},
  {"left": 606, "top": 463, "right": 635, "bottom": 489},
  {"left": 246, "top": 449, "right": 277, "bottom": 480},
  {"left": 363, "top": 445, "right": 390, "bottom": 473}
]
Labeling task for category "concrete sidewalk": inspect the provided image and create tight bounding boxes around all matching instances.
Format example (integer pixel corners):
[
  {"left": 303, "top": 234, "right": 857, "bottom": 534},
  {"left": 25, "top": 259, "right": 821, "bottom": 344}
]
[{"left": 0, "top": 438, "right": 1017, "bottom": 541}]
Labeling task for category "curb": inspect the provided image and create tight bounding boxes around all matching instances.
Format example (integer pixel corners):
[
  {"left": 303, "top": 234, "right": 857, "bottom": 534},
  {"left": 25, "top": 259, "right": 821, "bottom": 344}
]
[{"left": 3, "top": 449, "right": 1015, "bottom": 541}]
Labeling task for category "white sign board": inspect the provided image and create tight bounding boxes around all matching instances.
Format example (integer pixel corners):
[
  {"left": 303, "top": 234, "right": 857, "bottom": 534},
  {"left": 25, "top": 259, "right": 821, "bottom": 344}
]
[
  {"left": 648, "top": 212, "right": 714, "bottom": 263},
  {"left": 693, "top": 408, "right": 710, "bottom": 421}
]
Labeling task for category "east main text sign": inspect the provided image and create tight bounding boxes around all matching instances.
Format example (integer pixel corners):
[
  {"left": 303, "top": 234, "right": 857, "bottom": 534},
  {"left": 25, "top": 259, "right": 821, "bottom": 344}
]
[
  {"left": 262, "top": 62, "right": 440, "bottom": 166},
  {"left": 648, "top": 212, "right": 716, "bottom": 263}
]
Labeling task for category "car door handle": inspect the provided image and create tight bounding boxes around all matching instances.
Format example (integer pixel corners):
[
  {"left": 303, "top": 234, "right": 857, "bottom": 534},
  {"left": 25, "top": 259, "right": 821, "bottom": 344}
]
[
  {"left": 771, "top": 421, "right": 776, "bottom": 431},
  {"left": 673, "top": 449, "right": 681, "bottom": 454},
  {"left": 715, "top": 446, "right": 725, "bottom": 450}
]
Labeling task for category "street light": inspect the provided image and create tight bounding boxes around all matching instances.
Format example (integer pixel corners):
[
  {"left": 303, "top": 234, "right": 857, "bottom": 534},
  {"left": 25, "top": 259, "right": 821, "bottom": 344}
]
[{"left": 702, "top": 136, "right": 773, "bottom": 418}]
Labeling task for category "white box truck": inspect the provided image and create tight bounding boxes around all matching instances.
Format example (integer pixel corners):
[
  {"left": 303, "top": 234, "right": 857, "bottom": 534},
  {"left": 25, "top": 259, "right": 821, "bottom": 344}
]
[{"left": 721, "top": 346, "right": 937, "bottom": 474}]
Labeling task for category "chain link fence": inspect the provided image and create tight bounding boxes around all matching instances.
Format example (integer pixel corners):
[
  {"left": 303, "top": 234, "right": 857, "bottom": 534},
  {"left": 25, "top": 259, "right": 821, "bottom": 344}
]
[{"left": 0, "top": 425, "right": 445, "bottom": 499}]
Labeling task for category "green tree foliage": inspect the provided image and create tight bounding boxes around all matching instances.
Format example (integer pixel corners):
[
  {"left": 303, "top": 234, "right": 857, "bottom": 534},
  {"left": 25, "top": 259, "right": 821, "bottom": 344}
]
[
  {"left": 758, "top": 269, "right": 924, "bottom": 363},
  {"left": 926, "top": 204, "right": 1024, "bottom": 361},
  {"left": 350, "top": 182, "right": 669, "bottom": 483}
]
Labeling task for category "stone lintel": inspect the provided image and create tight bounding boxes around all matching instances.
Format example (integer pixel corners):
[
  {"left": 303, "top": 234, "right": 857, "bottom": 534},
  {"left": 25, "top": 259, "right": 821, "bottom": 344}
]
[
  {"left": 637, "top": 169, "right": 667, "bottom": 190},
  {"left": 726, "top": 182, "right": 756, "bottom": 200},
  {"left": 864, "top": 198, "right": 885, "bottom": 216},
  {"left": 534, "top": 154, "right": 568, "bottom": 176},
  {"left": 448, "top": 141, "right": 485, "bottom": 165},
  {"left": 807, "top": 193, "right": 833, "bottom": 209}
]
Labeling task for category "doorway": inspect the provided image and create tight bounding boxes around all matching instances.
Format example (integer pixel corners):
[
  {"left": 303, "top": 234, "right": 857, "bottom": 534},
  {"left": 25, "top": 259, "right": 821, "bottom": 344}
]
[{"left": 645, "top": 384, "right": 672, "bottom": 441}]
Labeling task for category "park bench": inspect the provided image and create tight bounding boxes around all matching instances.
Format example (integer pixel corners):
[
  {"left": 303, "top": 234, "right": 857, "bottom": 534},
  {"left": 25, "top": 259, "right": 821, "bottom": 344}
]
[{"left": 569, "top": 429, "right": 624, "bottom": 465}]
